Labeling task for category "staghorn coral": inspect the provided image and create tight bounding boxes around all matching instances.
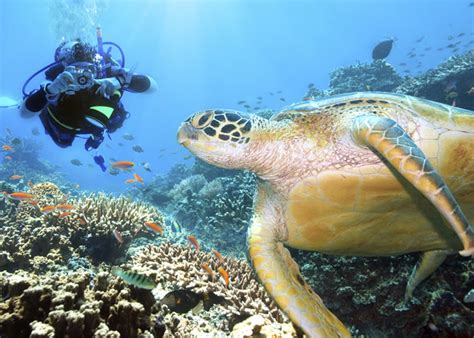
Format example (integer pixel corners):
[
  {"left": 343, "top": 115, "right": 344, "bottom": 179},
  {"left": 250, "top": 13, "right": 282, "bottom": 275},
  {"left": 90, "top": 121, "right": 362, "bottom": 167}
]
[
  {"left": 131, "top": 243, "right": 290, "bottom": 335},
  {"left": 0, "top": 182, "right": 165, "bottom": 271}
]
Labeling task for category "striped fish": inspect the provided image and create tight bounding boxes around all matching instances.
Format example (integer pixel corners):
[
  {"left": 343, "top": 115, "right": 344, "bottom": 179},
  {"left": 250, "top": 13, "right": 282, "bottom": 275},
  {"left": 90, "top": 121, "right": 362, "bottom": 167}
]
[{"left": 111, "top": 267, "right": 156, "bottom": 290}]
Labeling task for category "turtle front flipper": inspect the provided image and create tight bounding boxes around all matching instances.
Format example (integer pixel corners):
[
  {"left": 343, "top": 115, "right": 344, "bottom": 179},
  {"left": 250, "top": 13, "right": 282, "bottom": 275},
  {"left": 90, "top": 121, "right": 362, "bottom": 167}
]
[
  {"left": 404, "top": 250, "right": 450, "bottom": 303},
  {"left": 248, "top": 182, "right": 351, "bottom": 338},
  {"left": 351, "top": 115, "right": 474, "bottom": 256}
]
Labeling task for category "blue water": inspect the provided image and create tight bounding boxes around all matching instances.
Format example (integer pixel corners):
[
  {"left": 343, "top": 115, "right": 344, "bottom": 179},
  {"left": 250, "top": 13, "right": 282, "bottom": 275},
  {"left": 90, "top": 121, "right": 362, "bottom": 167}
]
[{"left": 0, "top": 0, "right": 472, "bottom": 192}]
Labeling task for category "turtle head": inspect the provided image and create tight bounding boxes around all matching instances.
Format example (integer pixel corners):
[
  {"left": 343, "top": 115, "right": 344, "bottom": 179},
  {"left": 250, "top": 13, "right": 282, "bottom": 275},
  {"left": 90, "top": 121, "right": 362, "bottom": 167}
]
[{"left": 177, "top": 109, "right": 256, "bottom": 169}]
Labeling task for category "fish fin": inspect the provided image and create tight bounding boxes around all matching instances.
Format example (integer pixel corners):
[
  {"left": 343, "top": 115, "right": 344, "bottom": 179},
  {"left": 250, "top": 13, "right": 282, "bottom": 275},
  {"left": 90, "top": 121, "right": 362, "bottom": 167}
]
[
  {"left": 191, "top": 300, "right": 204, "bottom": 314},
  {"left": 111, "top": 267, "right": 122, "bottom": 276}
]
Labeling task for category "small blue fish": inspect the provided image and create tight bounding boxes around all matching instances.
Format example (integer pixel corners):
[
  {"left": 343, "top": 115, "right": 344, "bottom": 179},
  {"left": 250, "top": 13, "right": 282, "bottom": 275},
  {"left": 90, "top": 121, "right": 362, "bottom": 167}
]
[{"left": 94, "top": 155, "right": 107, "bottom": 172}]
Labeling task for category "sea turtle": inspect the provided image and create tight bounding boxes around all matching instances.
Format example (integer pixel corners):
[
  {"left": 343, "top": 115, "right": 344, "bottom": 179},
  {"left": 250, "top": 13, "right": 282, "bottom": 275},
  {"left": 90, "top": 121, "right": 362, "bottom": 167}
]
[{"left": 177, "top": 92, "right": 474, "bottom": 337}]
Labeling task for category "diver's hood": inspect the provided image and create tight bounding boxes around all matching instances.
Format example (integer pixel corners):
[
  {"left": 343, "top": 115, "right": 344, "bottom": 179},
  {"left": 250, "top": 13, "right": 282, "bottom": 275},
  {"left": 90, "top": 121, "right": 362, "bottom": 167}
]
[{"left": 55, "top": 41, "right": 80, "bottom": 63}]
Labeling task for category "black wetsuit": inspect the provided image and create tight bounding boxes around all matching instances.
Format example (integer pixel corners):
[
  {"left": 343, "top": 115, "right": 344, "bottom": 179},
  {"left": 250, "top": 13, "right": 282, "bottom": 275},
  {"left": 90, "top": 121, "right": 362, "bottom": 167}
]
[{"left": 25, "top": 63, "right": 151, "bottom": 149}]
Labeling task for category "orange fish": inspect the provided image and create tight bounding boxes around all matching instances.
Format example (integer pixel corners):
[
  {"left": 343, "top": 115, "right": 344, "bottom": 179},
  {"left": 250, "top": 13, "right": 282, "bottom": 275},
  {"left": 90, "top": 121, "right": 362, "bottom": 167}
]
[
  {"left": 144, "top": 221, "right": 163, "bottom": 234},
  {"left": 8, "top": 192, "right": 34, "bottom": 200},
  {"left": 27, "top": 200, "right": 38, "bottom": 206},
  {"left": 201, "top": 263, "right": 214, "bottom": 279},
  {"left": 4, "top": 156, "right": 12, "bottom": 161},
  {"left": 27, "top": 181, "right": 34, "bottom": 189},
  {"left": 111, "top": 161, "right": 135, "bottom": 169},
  {"left": 187, "top": 235, "right": 200, "bottom": 252},
  {"left": 212, "top": 249, "right": 225, "bottom": 263},
  {"left": 78, "top": 218, "right": 86, "bottom": 225},
  {"left": 58, "top": 212, "right": 72, "bottom": 218},
  {"left": 125, "top": 179, "right": 136, "bottom": 184},
  {"left": 217, "top": 267, "right": 230, "bottom": 287},
  {"left": 113, "top": 228, "right": 124, "bottom": 244},
  {"left": 133, "top": 173, "right": 144, "bottom": 184},
  {"left": 40, "top": 205, "right": 56, "bottom": 213},
  {"left": 2, "top": 145, "right": 12, "bottom": 151},
  {"left": 56, "top": 204, "right": 74, "bottom": 211},
  {"left": 9, "top": 175, "right": 23, "bottom": 180}
]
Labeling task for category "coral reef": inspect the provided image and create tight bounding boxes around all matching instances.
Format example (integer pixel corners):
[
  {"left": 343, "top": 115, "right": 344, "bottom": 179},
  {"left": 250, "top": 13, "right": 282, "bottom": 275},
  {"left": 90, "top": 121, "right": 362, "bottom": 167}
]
[
  {"left": 167, "top": 171, "right": 255, "bottom": 255},
  {"left": 128, "top": 242, "right": 292, "bottom": 336},
  {"left": 320, "top": 60, "right": 403, "bottom": 96},
  {"left": 131, "top": 161, "right": 256, "bottom": 257},
  {"left": 0, "top": 269, "right": 155, "bottom": 337},
  {"left": 395, "top": 50, "right": 474, "bottom": 109},
  {"left": 305, "top": 50, "right": 474, "bottom": 110},
  {"left": 0, "top": 182, "right": 165, "bottom": 271},
  {"left": 291, "top": 249, "right": 474, "bottom": 337},
  {"left": 0, "top": 135, "right": 67, "bottom": 186},
  {"left": 0, "top": 241, "right": 295, "bottom": 337}
]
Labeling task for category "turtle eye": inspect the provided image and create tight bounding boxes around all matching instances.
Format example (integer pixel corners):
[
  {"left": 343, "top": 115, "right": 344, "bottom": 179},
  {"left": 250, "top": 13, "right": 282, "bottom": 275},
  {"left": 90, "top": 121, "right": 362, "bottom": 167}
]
[{"left": 191, "top": 112, "right": 215, "bottom": 129}]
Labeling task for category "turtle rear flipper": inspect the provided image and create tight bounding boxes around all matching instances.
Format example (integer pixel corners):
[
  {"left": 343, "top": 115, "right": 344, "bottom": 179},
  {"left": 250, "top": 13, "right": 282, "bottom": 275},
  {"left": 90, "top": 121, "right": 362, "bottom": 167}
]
[
  {"left": 351, "top": 115, "right": 474, "bottom": 256},
  {"left": 404, "top": 250, "right": 450, "bottom": 303},
  {"left": 248, "top": 182, "right": 351, "bottom": 338}
]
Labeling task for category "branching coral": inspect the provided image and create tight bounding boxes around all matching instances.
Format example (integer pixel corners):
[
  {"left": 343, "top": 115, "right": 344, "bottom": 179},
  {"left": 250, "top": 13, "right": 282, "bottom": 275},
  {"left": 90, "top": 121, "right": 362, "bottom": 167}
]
[
  {"left": 0, "top": 239, "right": 297, "bottom": 338},
  {"left": 130, "top": 243, "right": 290, "bottom": 335},
  {"left": 0, "top": 182, "right": 165, "bottom": 271}
]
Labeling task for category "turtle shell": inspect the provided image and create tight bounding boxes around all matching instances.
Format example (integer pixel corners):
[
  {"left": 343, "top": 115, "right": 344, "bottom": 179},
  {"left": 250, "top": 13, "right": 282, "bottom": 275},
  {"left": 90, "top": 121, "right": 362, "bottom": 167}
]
[{"left": 272, "top": 93, "right": 474, "bottom": 256}]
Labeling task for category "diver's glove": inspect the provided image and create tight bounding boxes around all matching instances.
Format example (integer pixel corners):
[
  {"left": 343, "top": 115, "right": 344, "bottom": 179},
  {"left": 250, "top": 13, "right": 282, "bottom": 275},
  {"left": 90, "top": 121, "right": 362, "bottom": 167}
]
[
  {"left": 44, "top": 71, "right": 74, "bottom": 96},
  {"left": 94, "top": 78, "right": 121, "bottom": 99},
  {"left": 85, "top": 133, "right": 104, "bottom": 151}
]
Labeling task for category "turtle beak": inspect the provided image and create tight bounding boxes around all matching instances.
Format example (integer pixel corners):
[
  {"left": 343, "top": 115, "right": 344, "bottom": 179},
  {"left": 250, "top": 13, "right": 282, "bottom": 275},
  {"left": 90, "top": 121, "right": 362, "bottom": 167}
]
[{"left": 177, "top": 122, "right": 197, "bottom": 148}]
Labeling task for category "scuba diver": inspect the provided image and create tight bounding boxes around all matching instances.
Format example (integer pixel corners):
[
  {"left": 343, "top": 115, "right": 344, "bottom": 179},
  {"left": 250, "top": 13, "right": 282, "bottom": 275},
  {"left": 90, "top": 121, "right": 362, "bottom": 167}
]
[{"left": 20, "top": 28, "right": 157, "bottom": 171}]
